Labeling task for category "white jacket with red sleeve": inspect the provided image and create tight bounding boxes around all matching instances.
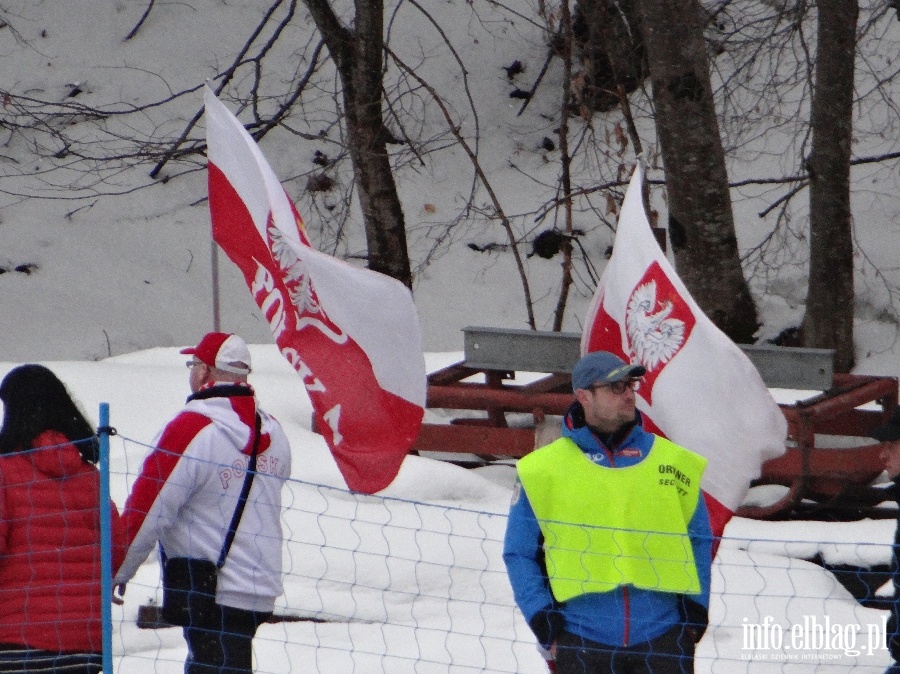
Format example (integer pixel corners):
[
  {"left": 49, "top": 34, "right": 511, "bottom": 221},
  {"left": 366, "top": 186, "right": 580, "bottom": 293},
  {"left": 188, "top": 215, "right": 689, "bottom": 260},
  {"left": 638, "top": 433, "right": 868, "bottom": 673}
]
[{"left": 114, "top": 383, "right": 292, "bottom": 613}]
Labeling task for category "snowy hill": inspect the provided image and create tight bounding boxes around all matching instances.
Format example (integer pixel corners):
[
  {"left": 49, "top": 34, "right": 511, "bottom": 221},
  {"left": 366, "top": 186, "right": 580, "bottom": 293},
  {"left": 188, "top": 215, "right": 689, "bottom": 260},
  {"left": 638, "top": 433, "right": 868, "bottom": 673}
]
[{"left": 0, "top": 0, "right": 898, "bottom": 379}]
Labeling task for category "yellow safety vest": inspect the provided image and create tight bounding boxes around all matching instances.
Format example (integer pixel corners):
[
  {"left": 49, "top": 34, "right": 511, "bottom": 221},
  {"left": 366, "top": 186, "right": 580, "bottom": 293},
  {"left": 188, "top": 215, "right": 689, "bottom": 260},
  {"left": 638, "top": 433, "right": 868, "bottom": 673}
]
[{"left": 517, "top": 435, "right": 706, "bottom": 602}]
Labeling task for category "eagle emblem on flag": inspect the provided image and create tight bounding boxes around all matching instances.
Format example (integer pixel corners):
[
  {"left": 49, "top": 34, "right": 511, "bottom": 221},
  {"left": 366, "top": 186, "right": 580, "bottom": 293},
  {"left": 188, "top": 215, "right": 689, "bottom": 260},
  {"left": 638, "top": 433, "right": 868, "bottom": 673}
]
[{"left": 624, "top": 262, "right": 696, "bottom": 403}]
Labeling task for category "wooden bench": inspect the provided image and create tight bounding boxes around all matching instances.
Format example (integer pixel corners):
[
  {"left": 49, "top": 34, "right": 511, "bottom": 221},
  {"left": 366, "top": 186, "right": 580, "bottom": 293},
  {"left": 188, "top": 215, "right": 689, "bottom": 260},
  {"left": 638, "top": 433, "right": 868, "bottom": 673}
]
[{"left": 413, "top": 326, "right": 899, "bottom": 518}]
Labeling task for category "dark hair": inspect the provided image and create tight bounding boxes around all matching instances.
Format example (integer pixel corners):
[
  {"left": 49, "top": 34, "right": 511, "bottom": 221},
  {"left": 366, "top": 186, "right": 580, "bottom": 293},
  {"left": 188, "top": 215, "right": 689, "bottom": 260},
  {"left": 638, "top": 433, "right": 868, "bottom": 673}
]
[{"left": 0, "top": 364, "right": 98, "bottom": 464}]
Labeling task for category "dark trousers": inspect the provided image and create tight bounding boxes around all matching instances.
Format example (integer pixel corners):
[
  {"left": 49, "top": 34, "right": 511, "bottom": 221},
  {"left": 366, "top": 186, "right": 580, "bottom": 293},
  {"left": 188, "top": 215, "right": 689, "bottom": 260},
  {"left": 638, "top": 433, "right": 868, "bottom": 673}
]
[
  {"left": 0, "top": 645, "right": 101, "bottom": 674},
  {"left": 555, "top": 625, "right": 695, "bottom": 674},
  {"left": 887, "top": 612, "right": 900, "bottom": 674},
  {"left": 183, "top": 605, "right": 271, "bottom": 674}
]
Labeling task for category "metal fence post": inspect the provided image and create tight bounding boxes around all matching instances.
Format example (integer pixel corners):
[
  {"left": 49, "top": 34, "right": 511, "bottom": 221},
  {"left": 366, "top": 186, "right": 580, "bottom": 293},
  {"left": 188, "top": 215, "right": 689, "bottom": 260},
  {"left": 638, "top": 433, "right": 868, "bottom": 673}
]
[{"left": 98, "top": 403, "right": 113, "bottom": 674}]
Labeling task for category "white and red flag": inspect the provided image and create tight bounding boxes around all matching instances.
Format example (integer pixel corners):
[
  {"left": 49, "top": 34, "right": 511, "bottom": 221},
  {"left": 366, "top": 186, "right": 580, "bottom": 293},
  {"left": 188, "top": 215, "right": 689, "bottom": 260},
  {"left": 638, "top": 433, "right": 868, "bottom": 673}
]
[
  {"left": 203, "top": 86, "right": 426, "bottom": 493},
  {"left": 582, "top": 165, "right": 787, "bottom": 536}
]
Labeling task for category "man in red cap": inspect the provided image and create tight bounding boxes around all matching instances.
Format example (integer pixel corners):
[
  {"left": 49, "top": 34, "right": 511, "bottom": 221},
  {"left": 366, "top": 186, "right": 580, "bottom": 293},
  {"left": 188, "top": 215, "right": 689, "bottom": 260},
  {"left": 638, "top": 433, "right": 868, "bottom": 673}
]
[
  {"left": 114, "top": 332, "right": 292, "bottom": 674},
  {"left": 181, "top": 332, "right": 254, "bottom": 390}
]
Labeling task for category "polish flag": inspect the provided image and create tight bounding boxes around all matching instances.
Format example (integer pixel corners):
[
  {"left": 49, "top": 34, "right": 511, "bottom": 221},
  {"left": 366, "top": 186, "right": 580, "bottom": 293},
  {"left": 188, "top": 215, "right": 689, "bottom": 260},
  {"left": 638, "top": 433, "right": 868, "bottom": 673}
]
[
  {"left": 582, "top": 165, "right": 787, "bottom": 536},
  {"left": 204, "top": 86, "right": 426, "bottom": 493}
]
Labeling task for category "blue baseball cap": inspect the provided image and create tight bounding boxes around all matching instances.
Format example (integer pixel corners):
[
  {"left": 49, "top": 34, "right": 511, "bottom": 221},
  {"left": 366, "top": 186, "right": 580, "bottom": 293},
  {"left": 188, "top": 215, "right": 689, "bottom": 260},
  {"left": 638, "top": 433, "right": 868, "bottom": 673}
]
[{"left": 571, "top": 351, "right": 646, "bottom": 391}]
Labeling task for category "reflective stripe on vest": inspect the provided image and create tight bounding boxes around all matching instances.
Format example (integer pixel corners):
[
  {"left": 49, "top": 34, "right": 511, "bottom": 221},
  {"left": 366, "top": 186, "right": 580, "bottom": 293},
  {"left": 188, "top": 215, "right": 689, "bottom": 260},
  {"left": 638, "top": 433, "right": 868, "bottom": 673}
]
[{"left": 517, "top": 435, "right": 706, "bottom": 602}]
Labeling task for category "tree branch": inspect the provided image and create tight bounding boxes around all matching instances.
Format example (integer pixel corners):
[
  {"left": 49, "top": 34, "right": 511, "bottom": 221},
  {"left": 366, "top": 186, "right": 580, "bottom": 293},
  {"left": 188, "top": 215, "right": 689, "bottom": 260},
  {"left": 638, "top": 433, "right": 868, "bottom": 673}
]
[
  {"left": 149, "top": 0, "right": 293, "bottom": 178},
  {"left": 124, "top": 0, "right": 155, "bottom": 41},
  {"left": 387, "top": 46, "right": 537, "bottom": 330}
]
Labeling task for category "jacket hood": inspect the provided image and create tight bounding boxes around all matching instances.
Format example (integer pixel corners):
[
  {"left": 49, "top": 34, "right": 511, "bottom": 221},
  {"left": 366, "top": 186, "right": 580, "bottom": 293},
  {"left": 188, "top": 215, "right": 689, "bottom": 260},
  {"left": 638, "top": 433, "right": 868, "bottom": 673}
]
[
  {"left": 184, "top": 385, "right": 262, "bottom": 455},
  {"left": 561, "top": 401, "right": 643, "bottom": 452},
  {"left": 20, "top": 430, "right": 87, "bottom": 480}
]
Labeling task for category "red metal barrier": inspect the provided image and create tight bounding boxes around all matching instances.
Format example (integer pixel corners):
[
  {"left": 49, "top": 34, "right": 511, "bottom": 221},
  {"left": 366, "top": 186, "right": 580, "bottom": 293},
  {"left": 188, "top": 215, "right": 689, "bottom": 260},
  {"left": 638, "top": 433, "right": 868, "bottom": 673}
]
[
  {"left": 412, "top": 363, "right": 899, "bottom": 518},
  {"left": 737, "top": 374, "right": 898, "bottom": 518}
]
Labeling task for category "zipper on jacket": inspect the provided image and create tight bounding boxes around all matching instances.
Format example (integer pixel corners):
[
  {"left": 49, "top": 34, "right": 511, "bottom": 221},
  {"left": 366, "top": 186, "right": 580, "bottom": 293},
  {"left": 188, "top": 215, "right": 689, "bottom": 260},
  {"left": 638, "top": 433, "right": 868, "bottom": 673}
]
[
  {"left": 590, "top": 422, "right": 636, "bottom": 467},
  {"left": 589, "top": 420, "right": 637, "bottom": 647},
  {"left": 591, "top": 432, "right": 615, "bottom": 466}
]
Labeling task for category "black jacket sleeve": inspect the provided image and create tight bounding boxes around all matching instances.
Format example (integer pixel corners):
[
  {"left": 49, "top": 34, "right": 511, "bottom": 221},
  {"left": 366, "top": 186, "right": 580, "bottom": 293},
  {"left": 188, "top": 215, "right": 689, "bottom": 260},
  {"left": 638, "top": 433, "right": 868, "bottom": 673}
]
[
  {"left": 528, "top": 604, "right": 566, "bottom": 649},
  {"left": 679, "top": 596, "right": 709, "bottom": 643}
]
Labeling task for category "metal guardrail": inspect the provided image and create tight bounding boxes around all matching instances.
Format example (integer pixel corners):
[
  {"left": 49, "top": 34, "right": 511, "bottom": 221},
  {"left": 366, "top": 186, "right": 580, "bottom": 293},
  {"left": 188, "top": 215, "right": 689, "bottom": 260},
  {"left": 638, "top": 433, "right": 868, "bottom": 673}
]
[{"left": 463, "top": 326, "right": 834, "bottom": 391}]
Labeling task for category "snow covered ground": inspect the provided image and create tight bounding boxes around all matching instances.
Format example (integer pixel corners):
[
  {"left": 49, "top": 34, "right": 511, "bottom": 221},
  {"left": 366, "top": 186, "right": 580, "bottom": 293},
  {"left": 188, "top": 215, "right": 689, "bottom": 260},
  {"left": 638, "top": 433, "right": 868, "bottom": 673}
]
[
  {"left": 3, "top": 0, "right": 900, "bottom": 671},
  {"left": 0, "top": 350, "right": 894, "bottom": 673}
]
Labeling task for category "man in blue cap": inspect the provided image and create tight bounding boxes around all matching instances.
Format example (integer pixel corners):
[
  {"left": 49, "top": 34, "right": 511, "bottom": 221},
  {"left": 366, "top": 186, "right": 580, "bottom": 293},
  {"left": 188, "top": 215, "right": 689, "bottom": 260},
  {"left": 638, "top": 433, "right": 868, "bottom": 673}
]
[{"left": 503, "top": 350, "right": 713, "bottom": 673}]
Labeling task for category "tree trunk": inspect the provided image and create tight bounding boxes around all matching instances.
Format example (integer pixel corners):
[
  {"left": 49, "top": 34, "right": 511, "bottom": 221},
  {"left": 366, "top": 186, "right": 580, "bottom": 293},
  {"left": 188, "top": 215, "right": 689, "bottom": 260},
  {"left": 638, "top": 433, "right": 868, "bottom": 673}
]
[
  {"left": 302, "top": 0, "right": 413, "bottom": 288},
  {"left": 802, "top": 0, "right": 858, "bottom": 372},
  {"left": 636, "top": 0, "right": 759, "bottom": 343},
  {"left": 573, "top": 0, "right": 647, "bottom": 114},
  {"left": 553, "top": 0, "right": 575, "bottom": 333}
]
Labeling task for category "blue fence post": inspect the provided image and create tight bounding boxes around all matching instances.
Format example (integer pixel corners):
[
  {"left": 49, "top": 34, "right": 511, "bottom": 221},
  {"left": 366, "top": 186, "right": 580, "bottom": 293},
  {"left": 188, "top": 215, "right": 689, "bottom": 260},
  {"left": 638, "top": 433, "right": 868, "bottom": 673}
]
[{"left": 98, "top": 403, "right": 113, "bottom": 674}]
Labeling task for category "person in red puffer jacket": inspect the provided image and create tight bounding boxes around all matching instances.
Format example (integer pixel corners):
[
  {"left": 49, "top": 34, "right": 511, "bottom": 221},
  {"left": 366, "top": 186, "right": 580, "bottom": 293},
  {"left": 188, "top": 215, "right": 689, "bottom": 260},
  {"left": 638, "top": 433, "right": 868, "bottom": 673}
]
[{"left": 0, "top": 364, "right": 125, "bottom": 673}]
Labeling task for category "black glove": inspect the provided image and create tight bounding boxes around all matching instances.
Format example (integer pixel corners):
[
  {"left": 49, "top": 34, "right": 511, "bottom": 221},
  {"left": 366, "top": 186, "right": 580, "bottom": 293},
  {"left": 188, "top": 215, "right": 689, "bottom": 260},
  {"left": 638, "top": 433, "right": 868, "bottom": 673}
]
[
  {"left": 528, "top": 604, "right": 566, "bottom": 649},
  {"left": 889, "top": 635, "right": 900, "bottom": 662},
  {"left": 888, "top": 613, "right": 900, "bottom": 661},
  {"left": 679, "top": 597, "right": 709, "bottom": 643}
]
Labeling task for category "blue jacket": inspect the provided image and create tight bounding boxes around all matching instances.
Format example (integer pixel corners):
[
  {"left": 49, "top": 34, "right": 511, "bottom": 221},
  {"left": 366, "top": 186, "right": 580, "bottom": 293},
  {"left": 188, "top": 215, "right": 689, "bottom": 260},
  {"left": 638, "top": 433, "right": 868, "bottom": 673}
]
[{"left": 503, "top": 403, "right": 713, "bottom": 648}]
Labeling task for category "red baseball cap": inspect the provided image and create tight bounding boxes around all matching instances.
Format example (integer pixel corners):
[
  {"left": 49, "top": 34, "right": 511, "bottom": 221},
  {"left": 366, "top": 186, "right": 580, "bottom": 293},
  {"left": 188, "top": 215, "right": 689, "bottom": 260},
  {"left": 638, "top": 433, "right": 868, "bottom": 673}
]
[{"left": 180, "top": 332, "right": 251, "bottom": 374}]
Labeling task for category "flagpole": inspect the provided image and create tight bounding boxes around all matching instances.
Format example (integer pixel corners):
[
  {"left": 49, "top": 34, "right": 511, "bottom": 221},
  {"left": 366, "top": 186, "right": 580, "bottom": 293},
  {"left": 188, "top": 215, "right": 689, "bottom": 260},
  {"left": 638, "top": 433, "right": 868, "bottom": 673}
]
[
  {"left": 211, "top": 237, "right": 221, "bottom": 332},
  {"left": 635, "top": 157, "right": 668, "bottom": 254}
]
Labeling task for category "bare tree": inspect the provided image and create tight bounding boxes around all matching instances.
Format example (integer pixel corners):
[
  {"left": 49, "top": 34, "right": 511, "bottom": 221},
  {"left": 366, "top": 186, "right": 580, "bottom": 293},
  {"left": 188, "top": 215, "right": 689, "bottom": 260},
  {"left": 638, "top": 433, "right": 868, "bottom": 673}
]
[
  {"left": 301, "top": 0, "right": 413, "bottom": 288},
  {"left": 711, "top": 0, "right": 900, "bottom": 347},
  {"left": 635, "top": 0, "right": 759, "bottom": 343},
  {"left": 3, "top": 0, "right": 900, "bottom": 346},
  {"left": 801, "top": 0, "right": 858, "bottom": 371},
  {"left": 552, "top": 0, "right": 577, "bottom": 332},
  {"left": 572, "top": 0, "right": 647, "bottom": 116}
]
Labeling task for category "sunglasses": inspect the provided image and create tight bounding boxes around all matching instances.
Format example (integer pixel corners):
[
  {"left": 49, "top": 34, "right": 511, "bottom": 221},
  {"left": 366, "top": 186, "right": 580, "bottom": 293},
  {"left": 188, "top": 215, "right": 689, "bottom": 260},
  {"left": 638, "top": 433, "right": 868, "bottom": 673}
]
[{"left": 587, "top": 379, "right": 640, "bottom": 395}]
